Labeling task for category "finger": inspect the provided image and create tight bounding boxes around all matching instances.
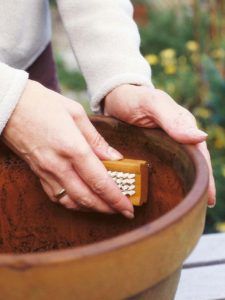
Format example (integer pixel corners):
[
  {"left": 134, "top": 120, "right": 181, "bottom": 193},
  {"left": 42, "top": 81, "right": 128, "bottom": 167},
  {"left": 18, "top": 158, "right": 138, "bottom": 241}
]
[
  {"left": 61, "top": 125, "right": 134, "bottom": 218},
  {"left": 196, "top": 142, "right": 216, "bottom": 207},
  {"left": 40, "top": 177, "right": 61, "bottom": 203},
  {"left": 56, "top": 168, "right": 118, "bottom": 214},
  {"left": 60, "top": 196, "right": 116, "bottom": 214},
  {"left": 40, "top": 167, "right": 117, "bottom": 215},
  {"left": 66, "top": 102, "right": 123, "bottom": 160},
  {"left": 59, "top": 194, "right": 86, "bottom": 211},
  {"left": 40, "top": 177, "right": 78, "bottom": 209},
  {"left": 147, "top": 90, "right": 208, "bottom": 144},
  {"left": 40, "top": 177, "right": 109, "bottom": 213}
]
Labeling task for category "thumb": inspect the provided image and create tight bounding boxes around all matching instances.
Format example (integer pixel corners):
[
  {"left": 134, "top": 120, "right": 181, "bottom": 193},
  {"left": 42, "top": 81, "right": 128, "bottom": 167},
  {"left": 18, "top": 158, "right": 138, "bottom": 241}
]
[{"left": 148, "top": 91, "right": 208, "bottom": 144}]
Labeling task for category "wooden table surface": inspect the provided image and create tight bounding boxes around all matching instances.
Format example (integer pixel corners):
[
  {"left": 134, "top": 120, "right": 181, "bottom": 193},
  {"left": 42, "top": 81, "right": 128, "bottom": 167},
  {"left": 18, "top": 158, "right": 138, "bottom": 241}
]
[{"left": 175, "top": 233, "right": 225, "bottom": 300}]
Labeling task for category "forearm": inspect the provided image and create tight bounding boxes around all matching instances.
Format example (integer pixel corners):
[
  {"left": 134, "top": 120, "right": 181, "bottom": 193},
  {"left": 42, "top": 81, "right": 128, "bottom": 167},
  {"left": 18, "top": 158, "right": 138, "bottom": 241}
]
[{"left": 56, "top": 0, "right": 154, "bottom": 113}]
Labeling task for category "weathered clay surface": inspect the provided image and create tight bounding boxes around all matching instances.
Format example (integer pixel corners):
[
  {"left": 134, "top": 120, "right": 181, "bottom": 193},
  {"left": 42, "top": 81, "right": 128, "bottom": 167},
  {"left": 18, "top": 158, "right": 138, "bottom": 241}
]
[{"left": 0, "top": 118, "right": 194, "bottom": 254}]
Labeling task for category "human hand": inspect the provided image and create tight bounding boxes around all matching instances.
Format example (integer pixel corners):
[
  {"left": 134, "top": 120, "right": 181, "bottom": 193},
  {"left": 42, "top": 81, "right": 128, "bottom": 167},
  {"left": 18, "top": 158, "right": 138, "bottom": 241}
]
[
  {"left": 104, "top": 84, "right": 216, "bottom": 207},
  {"left": 2, "top": 80, "right": 134, "bottom": 218}
]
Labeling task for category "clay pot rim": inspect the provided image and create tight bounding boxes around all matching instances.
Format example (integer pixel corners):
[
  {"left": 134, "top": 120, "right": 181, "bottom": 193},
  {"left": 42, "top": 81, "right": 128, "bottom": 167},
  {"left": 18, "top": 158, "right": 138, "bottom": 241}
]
[{"left": 0, "top": 135, "right": 208, "bottom": 268}]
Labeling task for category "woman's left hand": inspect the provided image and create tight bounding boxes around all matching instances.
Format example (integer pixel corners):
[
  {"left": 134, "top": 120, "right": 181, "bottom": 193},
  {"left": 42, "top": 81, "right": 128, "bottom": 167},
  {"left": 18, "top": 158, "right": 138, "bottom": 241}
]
[{"left": 104, "top": 84, "right": 216, "bottom": 207}]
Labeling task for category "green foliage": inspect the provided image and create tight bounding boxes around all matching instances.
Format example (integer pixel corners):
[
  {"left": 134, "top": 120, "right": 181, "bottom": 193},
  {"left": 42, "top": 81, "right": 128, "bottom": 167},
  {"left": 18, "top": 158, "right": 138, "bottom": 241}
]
[
  {"left": 139, "top": 7, "right": 194, "bottom": 56},
  {"left": 202, "top": 56, "right": 225, "bottom": 126}
]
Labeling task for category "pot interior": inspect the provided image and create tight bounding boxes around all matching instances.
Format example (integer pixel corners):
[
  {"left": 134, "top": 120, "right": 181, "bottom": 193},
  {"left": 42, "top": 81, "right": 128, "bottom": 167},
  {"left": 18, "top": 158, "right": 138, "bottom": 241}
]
[{"left": 0, "top": 118, "right": 195, "bottom": 254}]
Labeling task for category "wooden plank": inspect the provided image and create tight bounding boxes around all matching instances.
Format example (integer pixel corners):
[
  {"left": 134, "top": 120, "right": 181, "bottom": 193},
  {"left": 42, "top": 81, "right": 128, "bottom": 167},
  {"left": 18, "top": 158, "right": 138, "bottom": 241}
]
[
  {"left": 175, "top": 264, "right": 225, "bottom": 300},
  {"left": 184, "top": 233, "right": 225, "bottom": 268}
]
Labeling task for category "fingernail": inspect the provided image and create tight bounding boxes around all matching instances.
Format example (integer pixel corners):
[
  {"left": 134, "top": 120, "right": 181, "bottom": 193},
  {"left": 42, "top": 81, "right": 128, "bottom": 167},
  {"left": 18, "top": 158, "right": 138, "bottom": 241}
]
[
  {"left": 122, "top": 210, "right": 134, "bottom": 219},
  {"left": 107, "top": 147, "right": 123, "bottom": 160},
  {"left": 197, "top": 129, "right": 208, "bottom": 137},
  {"left": 208, "top": 204, "right": 215, "bottom": 208},
  {"left": 208, "top": 199, "right": 216, "bottom": 208},
  {"left": 188, "top": 129, "right": 208, "bottom": 138}
]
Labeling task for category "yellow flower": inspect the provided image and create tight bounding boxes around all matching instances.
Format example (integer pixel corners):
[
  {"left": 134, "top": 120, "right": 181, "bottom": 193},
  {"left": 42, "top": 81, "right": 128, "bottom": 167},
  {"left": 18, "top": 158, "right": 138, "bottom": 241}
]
[
  {"left": 194, "top": 107, "right": 211, "bottom": 119},
  {"left": 215, "top": 138, "right": 225, "bottom": 149},
  {"left": 160, "top": 49, "right": 177, "bottom": 68},
  {"left": 211, "top": 48, "right": 225, "bottom": 59},
  {"left": 160, "top": 48, "right": 176, "bottom": 59},
  {"left": 214, "top": 126, "right": 225, "bottom": 149},
  {"left": 221, "top": 165, "right": 225, "bottom": 177},
  {"left": 145, "top": 54, "right": 159, "bottom": 65},
  {"left": 161, "top": 58, "right": 177, "bottom": 67},
  {"left": 186, "top": 40, "right": 199, "bottom": 52},
  {"left": 164, "top": 64, "right": 177, "bottom": 75},
  {"left": 216, "top": 222, "right": 225, "bottom": 232}
]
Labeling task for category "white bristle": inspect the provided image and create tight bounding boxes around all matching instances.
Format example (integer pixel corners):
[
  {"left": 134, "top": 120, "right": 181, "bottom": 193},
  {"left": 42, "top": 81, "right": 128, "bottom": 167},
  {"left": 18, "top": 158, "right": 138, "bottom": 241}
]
[
  {"left": 117, "top": 172, "right": 124, "bottom": 178},
  {"left": 122, "top": 190, "right": 136, "bottom": 196},
  {"left": 128, "top": 184, "right": 135, "bottom": 190},
  {"left": 108, "top": 171, "right": 136, "bottom": 196},
  {"left": 121, "top": 185, "right": 129, "bottom": 191},
  {"left": 126, "top": 190, "right": 136, "bottom": 196},
  {"left": 123, "top": 178, "right": 135, "bottom": 184},
  {"left": 116, "top": 178, "right": 123, "bottom": 184}
]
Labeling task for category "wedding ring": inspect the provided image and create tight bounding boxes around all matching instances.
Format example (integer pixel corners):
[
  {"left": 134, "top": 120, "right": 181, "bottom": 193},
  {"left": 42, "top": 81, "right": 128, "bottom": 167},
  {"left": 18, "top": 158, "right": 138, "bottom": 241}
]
[{"left": 54, "top": 188, "right": 67, "bottom": 201}]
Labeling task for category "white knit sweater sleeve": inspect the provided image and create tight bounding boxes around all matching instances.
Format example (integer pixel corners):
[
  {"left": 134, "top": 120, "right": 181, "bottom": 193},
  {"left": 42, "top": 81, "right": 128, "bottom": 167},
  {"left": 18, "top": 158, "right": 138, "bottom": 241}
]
[
  {"left": 56, "top": 0, "right": 154, "bottom": 113},
  {"left": 0, "top": 62, "right": 28, "bottom": 134}
]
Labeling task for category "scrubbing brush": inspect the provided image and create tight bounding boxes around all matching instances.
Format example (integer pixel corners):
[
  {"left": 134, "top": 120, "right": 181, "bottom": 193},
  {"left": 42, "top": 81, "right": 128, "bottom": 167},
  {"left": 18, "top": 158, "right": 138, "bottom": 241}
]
[{"left": 103, "top": 159, "right": 149, "bottom": 206}]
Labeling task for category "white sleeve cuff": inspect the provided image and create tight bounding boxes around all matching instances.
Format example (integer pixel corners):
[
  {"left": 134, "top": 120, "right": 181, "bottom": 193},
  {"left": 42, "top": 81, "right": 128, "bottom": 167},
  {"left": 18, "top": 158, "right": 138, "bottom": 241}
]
[
  {"left": 57, "top": 0, "right": 154, "bottom": 114},
  {"left": 90, "top": 73, "right": 155, "bottom": 114},
  {"left": 0, "top": 62, "right": 29, "bottom": 134}
]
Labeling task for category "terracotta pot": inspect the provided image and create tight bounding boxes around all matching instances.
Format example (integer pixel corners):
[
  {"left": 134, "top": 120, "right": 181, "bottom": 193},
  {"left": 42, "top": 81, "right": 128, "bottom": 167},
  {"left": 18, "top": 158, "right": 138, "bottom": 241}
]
[{"left": 0, "top": 116, "right": 208, "bottom": 300}]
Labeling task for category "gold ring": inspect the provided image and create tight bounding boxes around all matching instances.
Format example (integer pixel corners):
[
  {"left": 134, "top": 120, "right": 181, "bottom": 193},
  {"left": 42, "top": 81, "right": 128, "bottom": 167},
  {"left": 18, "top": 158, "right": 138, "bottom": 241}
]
[{"left": 54, "top": 188, "right": 67, "bottom": 201}]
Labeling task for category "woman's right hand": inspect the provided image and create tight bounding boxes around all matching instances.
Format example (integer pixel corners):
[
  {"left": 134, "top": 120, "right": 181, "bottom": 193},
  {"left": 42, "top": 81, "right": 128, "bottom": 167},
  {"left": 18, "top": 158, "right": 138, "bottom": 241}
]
[{"left": 2, "top": 80, "right": 134, "bottom": 219}]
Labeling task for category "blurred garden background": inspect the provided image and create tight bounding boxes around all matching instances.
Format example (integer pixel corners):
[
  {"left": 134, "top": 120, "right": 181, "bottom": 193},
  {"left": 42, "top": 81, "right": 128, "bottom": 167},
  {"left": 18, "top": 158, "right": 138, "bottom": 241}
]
[{"left": 51, "top": 0, "right": 225, "bottom": 233}]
